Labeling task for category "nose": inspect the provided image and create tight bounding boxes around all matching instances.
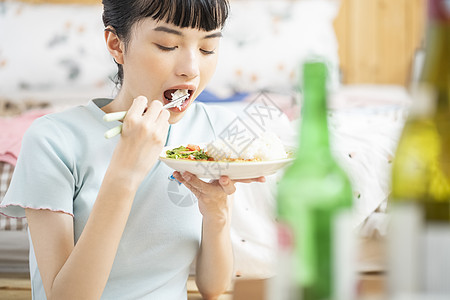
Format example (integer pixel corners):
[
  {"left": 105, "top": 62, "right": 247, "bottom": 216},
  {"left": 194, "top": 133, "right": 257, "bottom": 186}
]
[{"left": 175, "top": 49, "right": 200, "bottom": 79}]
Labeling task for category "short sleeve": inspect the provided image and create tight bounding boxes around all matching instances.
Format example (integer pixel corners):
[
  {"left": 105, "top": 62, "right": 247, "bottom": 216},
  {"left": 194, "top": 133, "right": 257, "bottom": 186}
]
[{"left": 0, "top": 116, "right": 75, "bottom": 218}]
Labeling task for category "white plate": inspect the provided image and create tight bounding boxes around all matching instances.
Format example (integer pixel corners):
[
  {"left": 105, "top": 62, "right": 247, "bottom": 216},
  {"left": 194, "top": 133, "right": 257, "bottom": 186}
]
[{"left": 159, "top": 145, "right": 295, "bottom": 180}]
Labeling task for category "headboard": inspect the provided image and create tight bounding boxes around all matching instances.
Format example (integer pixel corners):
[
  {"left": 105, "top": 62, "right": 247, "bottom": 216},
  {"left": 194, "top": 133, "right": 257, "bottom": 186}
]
[{"left": 334, "top": 0, "right": 425, "bottom": 86}]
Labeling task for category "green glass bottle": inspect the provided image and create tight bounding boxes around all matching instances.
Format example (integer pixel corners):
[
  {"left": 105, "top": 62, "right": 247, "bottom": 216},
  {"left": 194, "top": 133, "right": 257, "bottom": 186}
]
[{"left": 276, "top": 61, "right": 353, "bottom": 300}]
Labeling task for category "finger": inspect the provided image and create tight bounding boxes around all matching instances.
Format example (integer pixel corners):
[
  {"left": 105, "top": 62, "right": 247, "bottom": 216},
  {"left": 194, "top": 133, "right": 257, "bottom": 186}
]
[
  {"left": 219, "top": 176, "right": 236, "bottom": 195},
  {"left": 126, "top": 96, "right": 148, "bottom": 118},
  {"left": 154, "top": 108, "right": 170, "bottom": 130},
  {"left": 157, "top": 107, "right": 171, "bottom": 122},
  {"left": 173, "top": 171, "right": 203, "bottom": 196},
  {"left": 143, "top": 100, "right": 164, "bottom": 122},
  {"left": 234, "top": 176, "right": 266, "bottom": 184},
  {"left": 180, "top": 172, "right": 210, "bottom": 194},
  {"left": 152, "top": 109, "right": 170, "bottom": 136},
  {"left": 154, "top": 120, "right": 170, "bottom": 140}
]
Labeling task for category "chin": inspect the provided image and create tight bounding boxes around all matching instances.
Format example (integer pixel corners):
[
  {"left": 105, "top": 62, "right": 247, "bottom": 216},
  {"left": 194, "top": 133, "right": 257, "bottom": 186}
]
[{"left": 168, "top": 111, "right": 186, "bottom": 124}]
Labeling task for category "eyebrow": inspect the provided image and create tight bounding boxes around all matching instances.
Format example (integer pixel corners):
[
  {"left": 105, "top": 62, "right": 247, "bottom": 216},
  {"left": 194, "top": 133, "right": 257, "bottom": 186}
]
[
  {"left": 204, "top": 32, "right": 223, "bottom": 39},
  {"left": 153, "top": 26, "right": 222, "bottom": 39}
]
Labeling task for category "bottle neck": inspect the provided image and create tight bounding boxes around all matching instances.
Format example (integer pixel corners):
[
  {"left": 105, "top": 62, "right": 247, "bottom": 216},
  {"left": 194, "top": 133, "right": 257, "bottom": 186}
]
[
  {"left": 420, "top": 7, "right": 449, "bottom": 88},
  {"left": 420, "top": 0, "right": 449, "bottom": 109},
  {"left": 298, "top": 68, "right": 331, "bottom": 157}
]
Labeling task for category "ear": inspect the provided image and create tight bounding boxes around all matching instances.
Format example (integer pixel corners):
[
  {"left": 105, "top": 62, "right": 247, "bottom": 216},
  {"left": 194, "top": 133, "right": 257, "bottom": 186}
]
[{"left": 104, "top": 26, "right": 124, "bottom": 65}]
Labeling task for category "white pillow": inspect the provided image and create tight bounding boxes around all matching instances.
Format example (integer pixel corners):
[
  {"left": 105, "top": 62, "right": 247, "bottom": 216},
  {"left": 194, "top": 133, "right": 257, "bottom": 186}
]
[
  {"left": 208, "top": 0, "right": 341, "bottom": 98},
  {"left": 0, "top": 2, "right": 117, "bottom": 102}
]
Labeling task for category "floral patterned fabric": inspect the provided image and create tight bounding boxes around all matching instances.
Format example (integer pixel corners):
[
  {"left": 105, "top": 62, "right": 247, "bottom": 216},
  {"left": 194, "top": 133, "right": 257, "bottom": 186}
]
[
  {"left": 209, "top": 0, "right": 341, "bottom": 98},
  {"left": 0, "top": 0, "right": 340, "bottom": 103},
  {"left": 0, "top": 1, "right": 117, "bottom": 102}
]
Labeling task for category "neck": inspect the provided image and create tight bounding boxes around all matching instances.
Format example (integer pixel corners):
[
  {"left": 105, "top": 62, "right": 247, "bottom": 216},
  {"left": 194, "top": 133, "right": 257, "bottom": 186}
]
[{"left": 101, "top": 87, "right": 134, "bottom": 114}]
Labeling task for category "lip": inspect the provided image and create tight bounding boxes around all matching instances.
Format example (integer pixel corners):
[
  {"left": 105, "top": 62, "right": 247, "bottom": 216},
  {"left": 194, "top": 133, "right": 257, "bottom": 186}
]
[{"left": 163, "top": 84, "right": 197, "bottom": 113}]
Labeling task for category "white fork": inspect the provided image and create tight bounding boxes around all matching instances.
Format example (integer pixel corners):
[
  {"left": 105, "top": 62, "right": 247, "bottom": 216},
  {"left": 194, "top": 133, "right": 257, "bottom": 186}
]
[{"left": 103, "top": 94, "right": 189, "bottom": 139}]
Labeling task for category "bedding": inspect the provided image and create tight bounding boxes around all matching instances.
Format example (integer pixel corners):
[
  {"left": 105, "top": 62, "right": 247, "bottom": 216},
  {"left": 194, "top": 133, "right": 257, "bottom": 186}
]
[
  {"left": 0, "top": 163, "right": 22, "bottom": 230},
  {"left": 248, "top": 85, "right": 409, "bottom": 227},
  {"left": 0, "top": 102, "right": 50, "bottom": 273},
  {"left": 222, "top": 85, "right": 409, "bottom": 278},
  {"left": 0, "top": 162, "right": 29, "bottom": 273},
  {"left": 0, "top": 102, "right": 44, "bottom": 230}
]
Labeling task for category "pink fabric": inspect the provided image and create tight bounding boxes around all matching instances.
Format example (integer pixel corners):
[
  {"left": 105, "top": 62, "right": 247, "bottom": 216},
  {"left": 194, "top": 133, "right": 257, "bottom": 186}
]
[{"left": 0, "top": 109, "right": 51, "bottom": 166}]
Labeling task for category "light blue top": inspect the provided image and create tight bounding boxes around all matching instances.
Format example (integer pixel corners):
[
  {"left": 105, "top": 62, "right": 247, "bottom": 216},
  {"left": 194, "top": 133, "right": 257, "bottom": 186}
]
[{"left": 0, "top": 99, "right": 236, "bottom": 300}]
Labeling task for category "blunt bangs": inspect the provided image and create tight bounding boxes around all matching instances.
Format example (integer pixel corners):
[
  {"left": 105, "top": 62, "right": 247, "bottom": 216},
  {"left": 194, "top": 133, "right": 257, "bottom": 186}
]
[{"left": 141, "top": 0, "right": 229, "bottom": 31}]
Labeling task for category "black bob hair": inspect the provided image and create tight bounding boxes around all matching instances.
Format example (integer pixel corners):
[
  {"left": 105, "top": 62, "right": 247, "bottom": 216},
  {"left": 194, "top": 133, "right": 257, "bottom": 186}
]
[{"left": 102, "top": 0, "right": 230, "bottom": 86}]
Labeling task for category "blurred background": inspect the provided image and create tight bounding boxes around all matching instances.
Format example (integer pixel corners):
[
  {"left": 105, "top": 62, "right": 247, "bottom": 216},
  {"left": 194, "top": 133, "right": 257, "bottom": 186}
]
[
  {"left": 0, "top": 0, "right": 429, "bottom": 299},
  {"left": 0, "top": 0, "right": 426, "bottom": 105}
]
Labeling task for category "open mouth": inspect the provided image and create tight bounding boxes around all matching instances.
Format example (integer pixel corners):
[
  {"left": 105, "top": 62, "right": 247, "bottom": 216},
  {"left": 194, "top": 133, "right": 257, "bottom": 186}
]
[{"left": 163, "top": 89, "right": 193, "bottom": 111}]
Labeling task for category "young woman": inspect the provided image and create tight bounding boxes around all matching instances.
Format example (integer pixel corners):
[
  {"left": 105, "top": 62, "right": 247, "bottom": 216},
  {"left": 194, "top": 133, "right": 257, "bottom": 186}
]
[{"left": 0, "top": 0, "right": 265, "bottom": 299}]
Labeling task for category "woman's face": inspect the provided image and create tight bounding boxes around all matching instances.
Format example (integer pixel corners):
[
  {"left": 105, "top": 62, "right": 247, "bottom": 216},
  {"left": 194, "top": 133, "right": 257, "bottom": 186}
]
[{"left": 120, "top": 18, "right": 222, "bottom": 124}]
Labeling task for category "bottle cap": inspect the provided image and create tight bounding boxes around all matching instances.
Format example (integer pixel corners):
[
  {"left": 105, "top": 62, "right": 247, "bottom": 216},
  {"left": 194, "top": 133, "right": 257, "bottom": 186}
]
[{"left": 428, "top": 0, "right": 450, "bottom": 22}]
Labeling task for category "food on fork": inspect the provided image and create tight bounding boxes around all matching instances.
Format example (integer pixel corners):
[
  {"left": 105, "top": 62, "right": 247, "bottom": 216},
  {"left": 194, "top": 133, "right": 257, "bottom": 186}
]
[{"left": 166, "top": 89, "right": 190, "bottom": 111}]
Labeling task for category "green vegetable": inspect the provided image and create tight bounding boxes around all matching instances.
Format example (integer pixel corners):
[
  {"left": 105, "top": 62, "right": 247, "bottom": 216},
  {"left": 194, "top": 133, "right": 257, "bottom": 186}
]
[{"left": 166, "top": 146, "right": 212, "bottom": 160}]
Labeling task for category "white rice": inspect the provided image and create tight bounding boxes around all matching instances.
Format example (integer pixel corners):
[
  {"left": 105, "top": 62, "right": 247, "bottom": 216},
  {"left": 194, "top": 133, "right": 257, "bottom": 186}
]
[
  {"left": 171, "top": 89, "right": 188, "bottom": 99},
  {"left": 207, "top": 131, "right": 288, "bottom": 161},
  {"left": 170, "top": 89, "right": 189, "bottom": 110}
]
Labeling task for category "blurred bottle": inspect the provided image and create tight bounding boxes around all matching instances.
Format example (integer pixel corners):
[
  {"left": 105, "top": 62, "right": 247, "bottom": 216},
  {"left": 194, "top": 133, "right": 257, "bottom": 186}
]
[
  {"left": 266, "top": 223, "right": 299, "bottom": 300},
  {"left": 275, "top": 61, "right": 354, "bottom": 300},
  {"left": 388, "top": 0, "right": 450, "bottom": 298}
]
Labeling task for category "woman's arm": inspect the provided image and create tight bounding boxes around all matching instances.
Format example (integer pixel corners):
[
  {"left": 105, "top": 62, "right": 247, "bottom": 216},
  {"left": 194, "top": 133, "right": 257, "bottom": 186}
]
[
  {"left": 173, "top": 172, "right": 265, "bottom": 299},
  {"left": 195, "top": 195, "right": 234, "bottom": 300},
  {"left": 26, "top": 175, "right": 137, "bottom": 300},
  {"left": 26, "top": 97, "right": 170, "bottom": 300}
]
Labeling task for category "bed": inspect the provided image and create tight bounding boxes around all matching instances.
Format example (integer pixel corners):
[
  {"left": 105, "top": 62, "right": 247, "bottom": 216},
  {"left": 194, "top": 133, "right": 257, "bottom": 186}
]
[{"left": 0, "top": 0, "right": 417, "bottom": 280}]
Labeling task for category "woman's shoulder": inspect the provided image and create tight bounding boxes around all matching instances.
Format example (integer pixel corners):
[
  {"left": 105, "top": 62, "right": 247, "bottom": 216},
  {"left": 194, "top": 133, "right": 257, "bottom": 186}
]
[{"left": 24, "top": 104, "right": 92, "bottom": 144}]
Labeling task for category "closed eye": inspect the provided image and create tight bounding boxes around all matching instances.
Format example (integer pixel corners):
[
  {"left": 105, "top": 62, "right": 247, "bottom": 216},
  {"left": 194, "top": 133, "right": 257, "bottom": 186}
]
[
  {"left": 155, "top": 44, "right": 177, "bottom": 51},
  {"left": 200, "top": 49, "right": 216, "bottom": 55}
]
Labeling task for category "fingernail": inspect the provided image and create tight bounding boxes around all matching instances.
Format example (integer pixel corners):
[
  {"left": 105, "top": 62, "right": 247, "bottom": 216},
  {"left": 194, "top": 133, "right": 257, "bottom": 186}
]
[{"left": 169, "top": 173, "right": 182, "bottom": 185}]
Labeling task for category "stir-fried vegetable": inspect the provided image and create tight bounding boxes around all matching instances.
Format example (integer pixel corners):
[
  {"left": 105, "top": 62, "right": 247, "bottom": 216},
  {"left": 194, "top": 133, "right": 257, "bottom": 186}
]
[{"left": 165, "top": 144, "right": 214, "bottom": 161}]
